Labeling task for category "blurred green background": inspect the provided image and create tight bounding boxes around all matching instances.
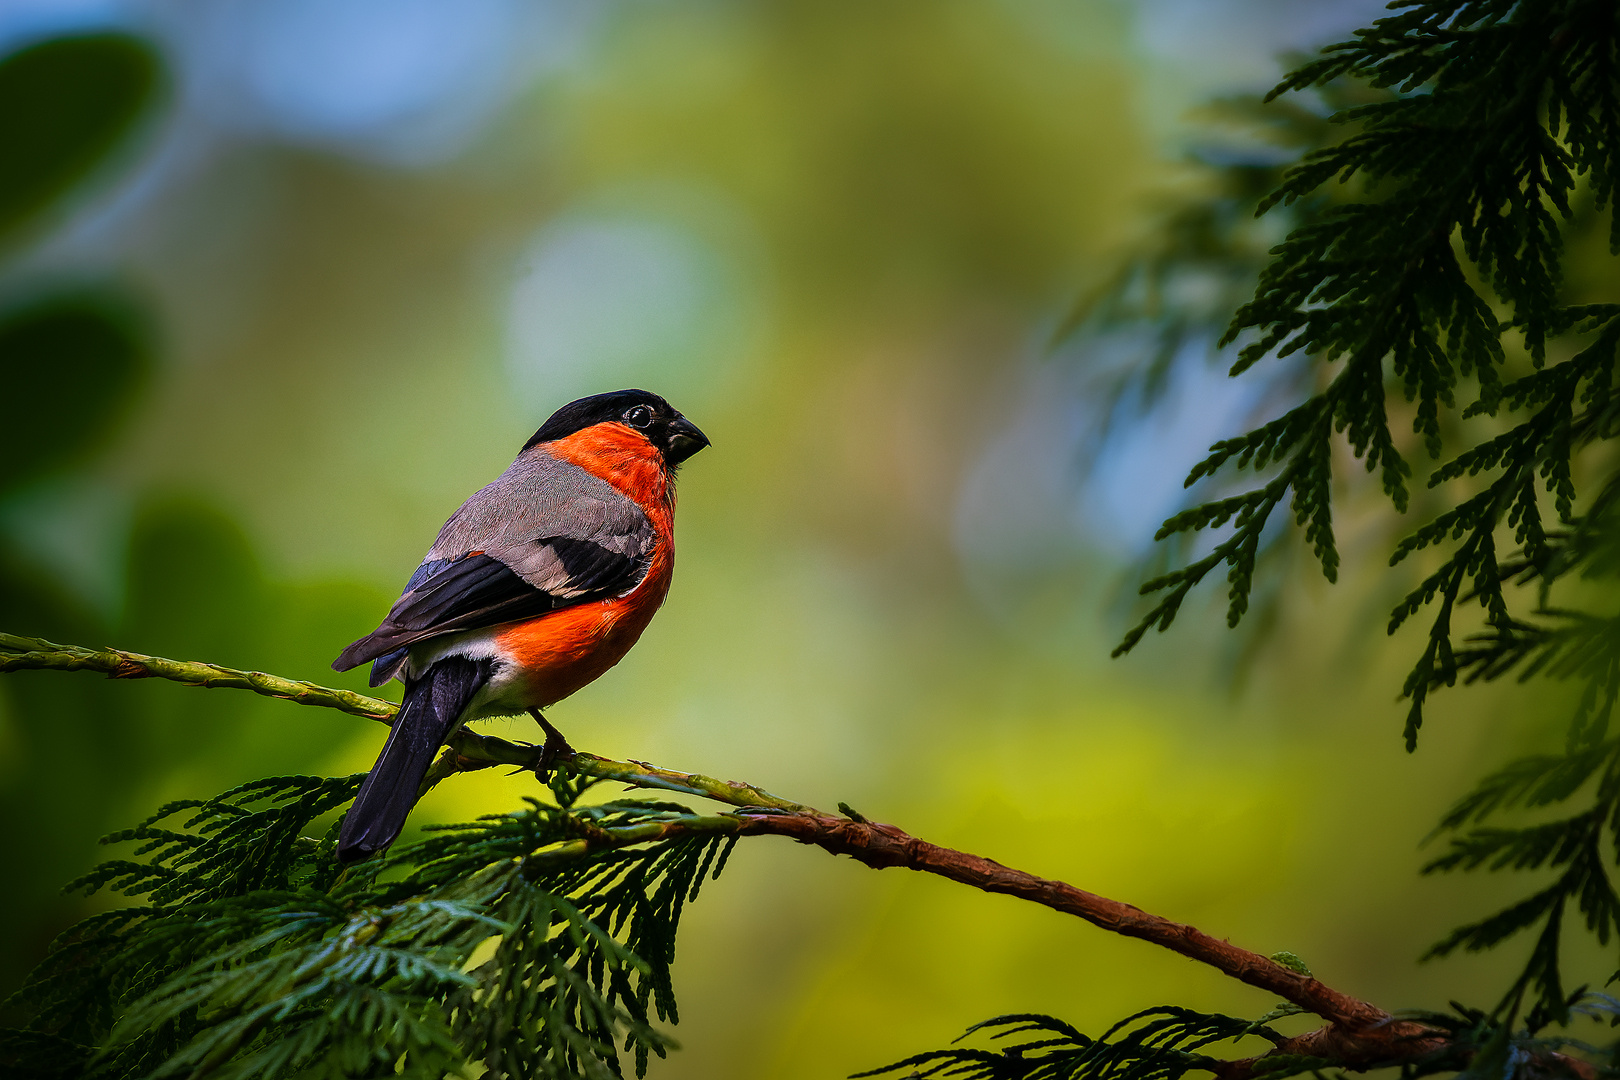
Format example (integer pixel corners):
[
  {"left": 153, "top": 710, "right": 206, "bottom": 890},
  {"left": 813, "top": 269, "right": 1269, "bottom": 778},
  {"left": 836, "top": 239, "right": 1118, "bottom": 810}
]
[{"left": 0, "top": 2, "right": 1582, "bottom": 1076}]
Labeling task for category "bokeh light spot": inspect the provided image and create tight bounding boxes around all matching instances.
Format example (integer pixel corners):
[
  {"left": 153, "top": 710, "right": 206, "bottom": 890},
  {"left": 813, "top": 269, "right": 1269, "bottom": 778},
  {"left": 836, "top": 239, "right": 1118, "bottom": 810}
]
[{"left": 505, "top": 210, "right": 749, "bottom": 411}]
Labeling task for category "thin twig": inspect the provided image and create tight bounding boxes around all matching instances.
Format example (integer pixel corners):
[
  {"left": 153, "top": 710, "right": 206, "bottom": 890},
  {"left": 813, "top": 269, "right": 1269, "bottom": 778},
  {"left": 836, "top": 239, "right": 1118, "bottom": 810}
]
[{"left": 0, "top": 633, "right": 395, "bottom": 720}]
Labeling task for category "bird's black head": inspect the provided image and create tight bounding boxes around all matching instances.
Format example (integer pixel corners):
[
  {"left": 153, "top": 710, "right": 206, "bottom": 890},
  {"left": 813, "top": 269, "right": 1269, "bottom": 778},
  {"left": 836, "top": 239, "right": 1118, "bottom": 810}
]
[{"left": 523, "top": 389, "right": 710, "bottom": 465}]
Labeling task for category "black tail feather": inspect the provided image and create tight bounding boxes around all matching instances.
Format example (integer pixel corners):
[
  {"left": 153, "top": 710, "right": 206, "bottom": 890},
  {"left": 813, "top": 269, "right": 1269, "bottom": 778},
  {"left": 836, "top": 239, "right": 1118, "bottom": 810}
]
[{"left": 337, "top": 656, "right": 490, "bottom": 863}]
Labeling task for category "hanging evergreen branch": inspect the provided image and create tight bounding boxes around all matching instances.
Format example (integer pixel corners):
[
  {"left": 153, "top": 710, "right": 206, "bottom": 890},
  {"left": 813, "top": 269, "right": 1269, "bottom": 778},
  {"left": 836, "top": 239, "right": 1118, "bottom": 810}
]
[
  {"left": 1112, "top": 0, "right": 1620, "bottom": 722},
  {"left": 858, "top": 1003, "right": 1613, "bottom": 1080},
  {"left": 1077, "top": 0, "right": 1620, "bottom": 1038}
]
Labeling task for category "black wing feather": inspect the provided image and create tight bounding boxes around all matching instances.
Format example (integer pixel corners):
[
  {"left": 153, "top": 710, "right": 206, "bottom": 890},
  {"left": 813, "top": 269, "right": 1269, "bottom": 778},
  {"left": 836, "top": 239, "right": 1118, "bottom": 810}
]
[
  {"left": 546, "top": 537, "right": 642, "bottom": 594},
  {"left": 333, "top": 541, "right": 645, "bottom": 674}
]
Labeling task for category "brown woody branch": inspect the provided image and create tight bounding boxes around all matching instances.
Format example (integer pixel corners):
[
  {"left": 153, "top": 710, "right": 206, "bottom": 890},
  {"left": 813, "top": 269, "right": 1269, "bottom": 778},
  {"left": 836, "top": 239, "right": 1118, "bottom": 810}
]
[
  {"left": 0, "top": 632, "right": 1587, "bottom": 1077},
  {"left": 511, "top": 796, "right": 1453, "bottom": 1073},
  {"left": 741, "top": 813, "right": 1386, "bottom": 1024}
]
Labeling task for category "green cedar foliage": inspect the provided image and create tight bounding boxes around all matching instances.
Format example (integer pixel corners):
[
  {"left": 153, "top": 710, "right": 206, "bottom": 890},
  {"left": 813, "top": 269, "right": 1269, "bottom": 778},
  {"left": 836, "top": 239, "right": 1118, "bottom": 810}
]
[
  {"left": 858, "top": 1002, "right": 1620, "bottom": 1080},
  {"left": 1088, "top": 0, "right": 1620, "bottom": 1048},
  {"left": 856, "top": 1009, "right": 1320, "bottom": 1080},
  {"left": 0, "top": 771, "right": 735, "bottom": 1079}
]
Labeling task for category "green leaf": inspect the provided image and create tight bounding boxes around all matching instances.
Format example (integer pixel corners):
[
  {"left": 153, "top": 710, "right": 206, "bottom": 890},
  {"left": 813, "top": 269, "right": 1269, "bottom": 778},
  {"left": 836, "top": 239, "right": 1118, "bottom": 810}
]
[
  {"left": 0, "top": 33, "right": 162, "bottom": 240},
  {"left": 0, "top": 290, "right": 152, "bottom": 493}
]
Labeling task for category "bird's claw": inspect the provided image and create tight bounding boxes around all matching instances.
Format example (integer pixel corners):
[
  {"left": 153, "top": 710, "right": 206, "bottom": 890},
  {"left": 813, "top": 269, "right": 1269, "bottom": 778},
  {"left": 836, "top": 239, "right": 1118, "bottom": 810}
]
[
  {"left": 536, "top": 737, "right": 577, "bottom": 779},
  {"left": 529, "top": 710, "right": 576, "bottom": 780}
]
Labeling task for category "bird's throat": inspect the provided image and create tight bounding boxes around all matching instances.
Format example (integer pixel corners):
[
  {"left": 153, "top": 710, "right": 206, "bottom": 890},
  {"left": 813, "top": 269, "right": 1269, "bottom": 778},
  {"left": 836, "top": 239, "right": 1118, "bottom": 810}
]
[{"left": 541, "top": 422, "right": 677, "bottom": 518}]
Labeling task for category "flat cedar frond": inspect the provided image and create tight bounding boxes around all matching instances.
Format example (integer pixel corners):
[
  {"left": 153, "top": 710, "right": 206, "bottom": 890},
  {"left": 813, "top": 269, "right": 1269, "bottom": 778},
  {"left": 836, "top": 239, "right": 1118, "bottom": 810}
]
[
  {"left": 0, "top": 777, "right": 738, "bottom": 1079},
  {"left": 1425, "top": 730, "right": 1620, "bottom": 983},
  {"left": 1114, "top": 0, "right": 1620, "bottom": 685},
  {"left": 853, "top": 1007, "right": 1315, "bottom": 1080},
  {"left": 866, "top": 993, "right": 1620, "bottom": 1080},
  {"left": 1424, "top": 813, "right": 1603, "bottom": 874},
  {"left": 1434, "top": 742, "right": 1618, "bottom": 830}
]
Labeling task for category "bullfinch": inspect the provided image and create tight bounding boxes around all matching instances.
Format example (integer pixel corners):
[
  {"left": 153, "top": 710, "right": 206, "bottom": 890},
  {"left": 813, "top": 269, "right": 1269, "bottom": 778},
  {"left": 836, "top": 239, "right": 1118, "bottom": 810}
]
[{"left": 331, "top": 389, "right": 709, "bottom": 862}]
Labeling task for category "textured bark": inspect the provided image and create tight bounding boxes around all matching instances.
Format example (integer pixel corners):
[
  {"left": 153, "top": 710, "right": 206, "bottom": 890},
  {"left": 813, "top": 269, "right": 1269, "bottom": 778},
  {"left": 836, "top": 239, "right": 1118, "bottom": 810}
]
[{"left": 735, "top": 813, "right": 1386, "bottom": 1026}]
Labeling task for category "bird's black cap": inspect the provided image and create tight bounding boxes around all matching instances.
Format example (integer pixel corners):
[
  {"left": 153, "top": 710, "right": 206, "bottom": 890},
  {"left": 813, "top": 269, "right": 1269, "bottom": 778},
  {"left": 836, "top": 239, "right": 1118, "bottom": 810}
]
[{"left": 523, "top": 389, "right": 710, "bottom": 465}]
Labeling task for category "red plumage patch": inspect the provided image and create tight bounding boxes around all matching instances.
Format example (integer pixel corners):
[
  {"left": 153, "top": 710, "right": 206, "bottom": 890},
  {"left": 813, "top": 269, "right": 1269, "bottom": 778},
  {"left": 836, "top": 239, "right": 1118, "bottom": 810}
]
[
  {"left": 491, "top": 420, "right": 678, "bottom": 706},
  {"left": 542, "top": 421, "right": 676, "bottom": 518}
]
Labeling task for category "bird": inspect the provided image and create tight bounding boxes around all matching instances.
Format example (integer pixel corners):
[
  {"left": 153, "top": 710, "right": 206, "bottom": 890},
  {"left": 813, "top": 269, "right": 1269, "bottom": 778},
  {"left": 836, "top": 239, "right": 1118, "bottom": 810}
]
[{"left": 330, "top": 388, "right": 709, "bottom": 863}]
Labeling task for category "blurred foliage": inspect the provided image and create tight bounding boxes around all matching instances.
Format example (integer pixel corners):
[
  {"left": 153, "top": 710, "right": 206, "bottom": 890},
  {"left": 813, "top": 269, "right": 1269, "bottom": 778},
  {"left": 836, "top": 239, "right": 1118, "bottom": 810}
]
[
  {"left": 0, "top": 27, "right": 372, "bottom": 1004},
  {"left": 1056, "top": 90, "right": 1345, "bottom": 400},
  {"left": 0, "top": 30, "right": 164, "bottom": 996},
  {"left": 0, "top": 291, "right": 152, "bottom": 491},
  {"left": 0, "top": 34, "right": 160, "bottom": 243}
]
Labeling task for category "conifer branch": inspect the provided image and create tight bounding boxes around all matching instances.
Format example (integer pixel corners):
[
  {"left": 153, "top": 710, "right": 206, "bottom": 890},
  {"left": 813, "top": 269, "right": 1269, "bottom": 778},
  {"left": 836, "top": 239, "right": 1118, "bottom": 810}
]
[
  {"left": 1, "top": 630, "right": 1460, "bottom": 1075},
  {"left": 13, "top": 633, "right": 1607, "bottom": 1077}
]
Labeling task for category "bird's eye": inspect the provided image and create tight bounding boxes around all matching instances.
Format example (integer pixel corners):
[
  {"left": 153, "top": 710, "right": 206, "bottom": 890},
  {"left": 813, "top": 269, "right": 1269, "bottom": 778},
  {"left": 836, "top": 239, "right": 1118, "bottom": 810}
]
[{"left": 624, "top": 405, "right": 655, "bottom": 428}]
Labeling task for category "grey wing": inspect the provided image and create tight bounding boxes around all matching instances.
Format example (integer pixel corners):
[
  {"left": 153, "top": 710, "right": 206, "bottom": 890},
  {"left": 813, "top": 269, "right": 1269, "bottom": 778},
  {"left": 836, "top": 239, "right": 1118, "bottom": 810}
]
[{"left": 332, "top": 454, "right": 655, "bottom": 683}]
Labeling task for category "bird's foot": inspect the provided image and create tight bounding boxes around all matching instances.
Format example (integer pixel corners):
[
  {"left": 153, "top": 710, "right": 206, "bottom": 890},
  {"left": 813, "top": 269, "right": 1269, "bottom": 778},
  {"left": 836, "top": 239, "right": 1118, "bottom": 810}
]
[{"left": 529, "top": 709, "right": 577, "bottom": 779}]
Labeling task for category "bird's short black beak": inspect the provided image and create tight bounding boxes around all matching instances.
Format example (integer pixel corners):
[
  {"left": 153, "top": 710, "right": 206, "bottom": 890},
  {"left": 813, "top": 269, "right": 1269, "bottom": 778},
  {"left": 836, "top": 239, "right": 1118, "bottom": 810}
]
[{"left": 664, "top": 416, "right": 710, "bottom": 465}]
